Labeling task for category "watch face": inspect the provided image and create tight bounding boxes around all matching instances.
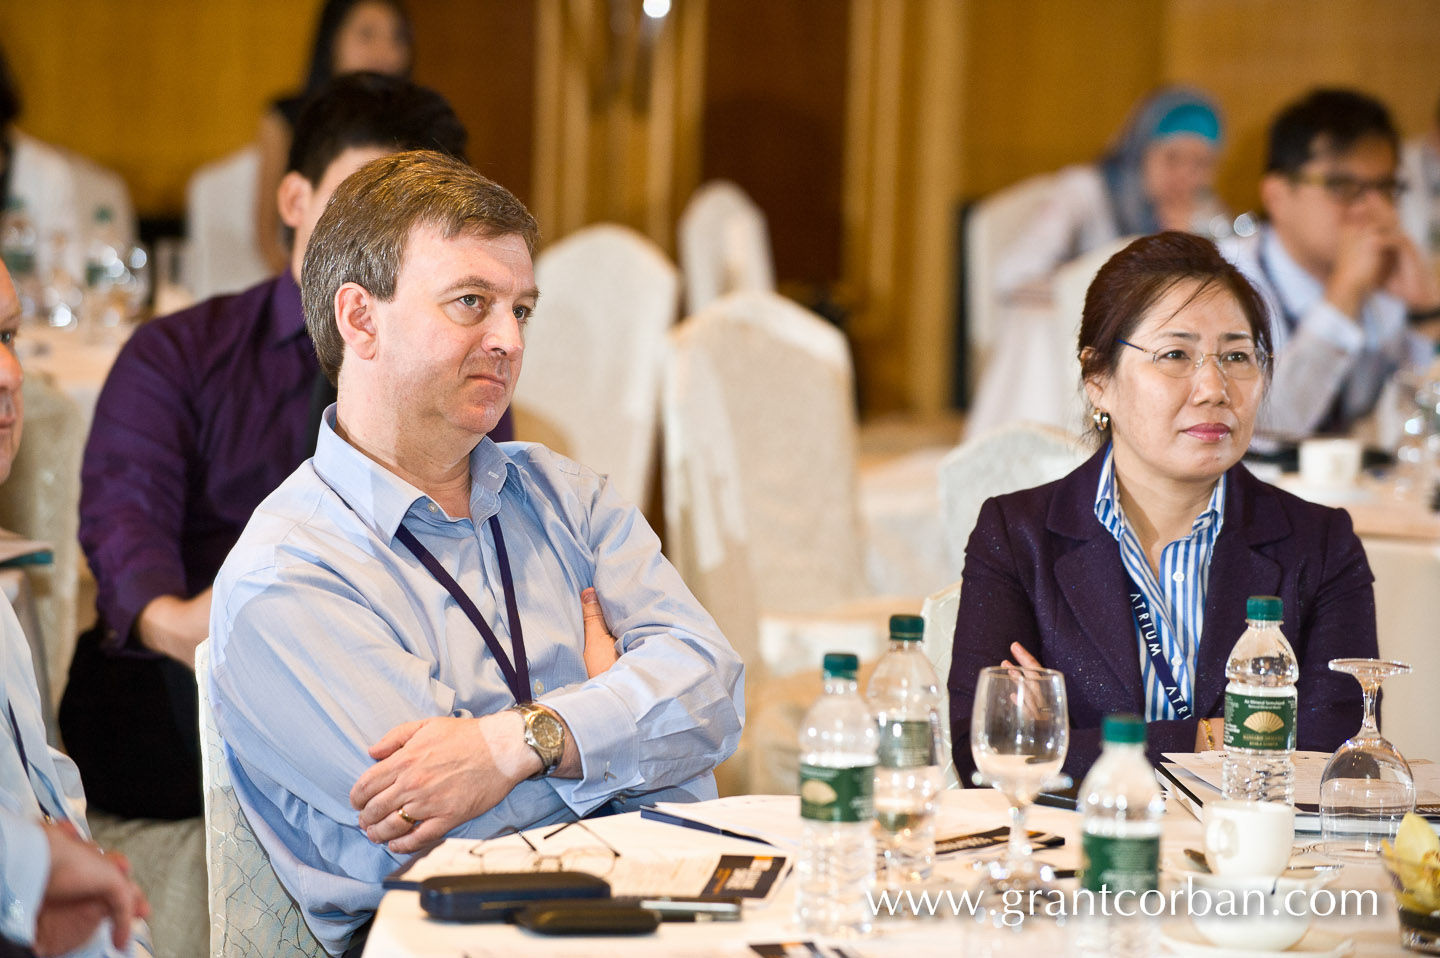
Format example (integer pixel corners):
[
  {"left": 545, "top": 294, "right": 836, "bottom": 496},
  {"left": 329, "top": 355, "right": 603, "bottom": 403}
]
[{"left": 532, "top": 711, "right": 564, "bottom": 752}]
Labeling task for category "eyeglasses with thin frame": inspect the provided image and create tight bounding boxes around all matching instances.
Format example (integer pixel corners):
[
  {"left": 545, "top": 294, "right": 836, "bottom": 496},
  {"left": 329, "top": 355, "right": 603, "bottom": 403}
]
[
  {"left": 468, "top": 819, "right": 621, "bottom": 875},
  {"left": 1116, "top": 338, "right": 1268, "bottom": 381},
  {"left": 1288, "top": 171, "right": 1406, "bottom": 204}
]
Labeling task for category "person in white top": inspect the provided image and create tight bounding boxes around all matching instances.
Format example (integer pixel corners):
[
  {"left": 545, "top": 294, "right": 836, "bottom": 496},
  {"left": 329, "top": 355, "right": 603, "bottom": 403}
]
[
  {"left": 1221, "top": 88, "right": 1440, "bottom": 442},
  {"left": 1398, "top": 92, "right": 1440, "bottom": 266},
  {"left": 0, "top": 261, "right": 150, "bottom": 956},
  {"left": 995, "top": 86, "right": 1228, "bottom": 299}
]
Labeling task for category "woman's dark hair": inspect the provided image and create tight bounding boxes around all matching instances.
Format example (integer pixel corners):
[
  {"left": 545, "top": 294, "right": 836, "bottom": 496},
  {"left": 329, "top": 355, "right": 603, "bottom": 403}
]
[
  {"left": 299, "top": 0, "right": 412, "bottom": 100},
  {"left": 1078, "top": 231, "right": 1272, "bottom": 392}
]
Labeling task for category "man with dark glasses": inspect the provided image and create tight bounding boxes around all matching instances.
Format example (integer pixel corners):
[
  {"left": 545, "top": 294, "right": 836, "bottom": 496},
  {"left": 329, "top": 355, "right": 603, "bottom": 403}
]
[{"left": 1223, "top": 88, "right": 1440, "bottom": 441}]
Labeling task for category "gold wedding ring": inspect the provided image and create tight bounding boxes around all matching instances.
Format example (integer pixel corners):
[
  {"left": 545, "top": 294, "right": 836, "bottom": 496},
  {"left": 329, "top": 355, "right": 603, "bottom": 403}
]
[{"left": 397, "top": 807, "right": 419, "bottom": 829}]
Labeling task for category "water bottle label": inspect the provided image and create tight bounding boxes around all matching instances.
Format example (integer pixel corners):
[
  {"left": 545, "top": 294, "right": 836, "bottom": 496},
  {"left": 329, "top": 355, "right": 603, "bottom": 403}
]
[
  {"left": 799, "top": 763, "right": 875, "bottom": 823},
  {"left": 877, "top": 719, "right": 936, "bottom": 768},
  {"left": 1223, "top": 690, "right": 1296, "bottom": 751},
  {"left": 1080, "top": 832, "right": 1159, "bottom": 894},
  {"left": 1, "top": 250, "right": 35, "bottom": 277}
]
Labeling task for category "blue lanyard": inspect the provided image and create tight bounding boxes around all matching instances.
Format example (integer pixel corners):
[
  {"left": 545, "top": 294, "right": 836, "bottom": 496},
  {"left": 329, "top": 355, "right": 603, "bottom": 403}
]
[
  {"left": 8, "top": 702, "right": 62, "bottom": 823},
  {"left": 1122, "top": 571, "right": 1194, "bottom": 720},
  {"left": 394, "top": 517, "right": 532, "bottom": 705}
]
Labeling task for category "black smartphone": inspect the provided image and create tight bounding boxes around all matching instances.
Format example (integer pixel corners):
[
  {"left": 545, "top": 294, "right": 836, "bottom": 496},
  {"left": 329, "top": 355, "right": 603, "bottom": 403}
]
[
  {"left": 419, "top": 872, "right": 611, "bottom": 922},
  {"left": 512, "top": 901, "right": 661, "bottom": 935}
]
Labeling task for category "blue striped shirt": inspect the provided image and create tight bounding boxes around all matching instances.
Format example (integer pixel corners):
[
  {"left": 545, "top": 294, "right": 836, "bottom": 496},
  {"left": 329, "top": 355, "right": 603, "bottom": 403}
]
[{"left": 1093, "top": 446, "right": 1226, "bottom": 721}]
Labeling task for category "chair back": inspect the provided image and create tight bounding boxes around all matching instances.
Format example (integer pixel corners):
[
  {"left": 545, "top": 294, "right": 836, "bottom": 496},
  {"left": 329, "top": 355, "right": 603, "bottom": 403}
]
[
  {"left": 0, "top": 373, "right": 83, "bottom": 712},
  {"left": 678, "top": 180, "right": 775, "bottom": 314},
  {"left": 512, "top": 224, "right": 678, "bottom": 510},
  {"left": 195, "top": 641, "right": 325, "bottom": 958},
  {"left": 964, "top": 174, "right": 1056, "bottom": 365},
  {"left": 938, "top": 422, "right": 1088, "bottom": 578},
  {"left": 920, "top": 579, "right": 963, "bottom": 788},
  {"left": 663, "top": 290, "right": 867, "bottom": 673},
  {"left": 1049, "top": 235, "right": 1136, "bottom": 434},
  {"left": 186, "top": 145, "right": 271, "bottom": 301}
]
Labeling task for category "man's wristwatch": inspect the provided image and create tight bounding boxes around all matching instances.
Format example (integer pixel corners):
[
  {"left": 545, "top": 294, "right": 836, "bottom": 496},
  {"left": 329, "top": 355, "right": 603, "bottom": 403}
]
[{"left": 510, "top": 702, "right": 565, "bottom": 778}]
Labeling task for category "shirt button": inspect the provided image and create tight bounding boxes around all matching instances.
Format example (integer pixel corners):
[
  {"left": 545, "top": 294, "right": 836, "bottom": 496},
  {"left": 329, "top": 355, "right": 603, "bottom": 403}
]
[
  {"left": 1172, "top": 571, "right": 1185, "bottom": 583},
  {"left": 427, "top": 502, "right": 438, "bottom": 514},
  {"left": 533, "top": 679, "right": 545, "bottom": 696}
]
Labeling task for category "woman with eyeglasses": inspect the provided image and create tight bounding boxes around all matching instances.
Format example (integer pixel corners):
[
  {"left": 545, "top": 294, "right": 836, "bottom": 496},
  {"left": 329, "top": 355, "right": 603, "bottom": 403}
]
[{"left": 949, "top": 231, "right": 1377, "bottom": 784}]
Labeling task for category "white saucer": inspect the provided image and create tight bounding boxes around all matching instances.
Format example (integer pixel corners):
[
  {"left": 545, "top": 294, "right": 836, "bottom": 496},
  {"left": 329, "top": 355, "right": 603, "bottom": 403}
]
[
  {"left": 1273, "top": 476, "right": 1375, "bottom": 507},
  {"left": 1160, "top": 924, "right": 1353, "bottom": 957}
]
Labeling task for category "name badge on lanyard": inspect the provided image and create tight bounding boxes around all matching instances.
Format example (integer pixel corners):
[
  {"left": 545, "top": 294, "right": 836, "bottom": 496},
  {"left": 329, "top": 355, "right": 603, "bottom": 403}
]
[{"left": 1124, "top": 571, "right": 1193, "bottom": 720}]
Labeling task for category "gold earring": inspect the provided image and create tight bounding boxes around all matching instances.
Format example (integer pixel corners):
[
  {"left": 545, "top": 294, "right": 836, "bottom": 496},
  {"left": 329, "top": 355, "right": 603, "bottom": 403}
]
[{"left": 1092, "top": 408, "right": 1110, "bottom": 431}]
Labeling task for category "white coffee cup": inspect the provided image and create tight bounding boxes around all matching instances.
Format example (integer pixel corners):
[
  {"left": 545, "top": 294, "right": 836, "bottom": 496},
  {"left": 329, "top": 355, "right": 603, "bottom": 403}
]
[
  {"left": 1203, "top": 800, "right": 1295, "bottom": 878},
  {"left": 1299, "top": 437, "right": 1362, "bottom": 488}
]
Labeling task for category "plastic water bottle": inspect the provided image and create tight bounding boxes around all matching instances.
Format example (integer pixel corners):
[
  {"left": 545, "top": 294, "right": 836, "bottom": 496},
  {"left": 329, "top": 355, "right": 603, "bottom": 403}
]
[
  {"left": 1, "top": 198, "right": 38, "bottom": 318},
  {"left": 866, "top": 614, "right": 943, "bottom": 888},
  {"left": 1221, "top": 596, "right": 1298, "bottom": 803},
  {"left": 796, "top": 652, "right": 878, "bottom": 937},
  {"left": 1077, "top": 714, "right": 1165, "bottom": 957},
  {"left": 84, "top": 207, "right": 128, "bottom": 331}
]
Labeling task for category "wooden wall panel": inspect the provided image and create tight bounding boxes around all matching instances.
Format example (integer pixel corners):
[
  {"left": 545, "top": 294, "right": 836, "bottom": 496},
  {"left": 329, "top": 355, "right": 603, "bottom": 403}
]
[
  {"left": 962, "top": 0, "right": 1165, "bottom": 201},
  {"left": 409, "top": 1, "right": 536, "bottom": 205},
  {"left": 1164, "top": 0, "right": 1440, "bottom": 214},
  {"left": 701, "top": 0, "right": 849, "bottom": 287},
  {"left": 0, "top": 0, "right": 314, "bottom": 216}
]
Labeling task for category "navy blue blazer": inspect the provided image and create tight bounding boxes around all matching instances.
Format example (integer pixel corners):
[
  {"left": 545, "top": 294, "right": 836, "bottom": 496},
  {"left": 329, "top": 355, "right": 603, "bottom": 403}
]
[{"left": 948, "top": 446, "right": 1376, "bottom": 784}]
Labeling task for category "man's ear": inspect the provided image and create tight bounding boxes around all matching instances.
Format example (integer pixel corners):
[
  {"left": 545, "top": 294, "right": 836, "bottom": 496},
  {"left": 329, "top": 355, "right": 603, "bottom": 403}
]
[
  {"left": 334, "top": 283, "right": 379, "bottom": 362},
  {"left": 277, "top": 171, "right": 313, "bottom": 231},
  {"left": 1258, "top": 172, "right": 1288, "bottom": 222}
]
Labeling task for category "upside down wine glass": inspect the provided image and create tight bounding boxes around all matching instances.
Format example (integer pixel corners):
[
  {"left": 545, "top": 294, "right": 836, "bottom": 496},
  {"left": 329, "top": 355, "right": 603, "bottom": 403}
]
[
  {"left": 1317, "top": 658, "right": 1416, "bottom": 861},
  {"left": 970, "top": 666, "right": 1070, "bottom": 895}
]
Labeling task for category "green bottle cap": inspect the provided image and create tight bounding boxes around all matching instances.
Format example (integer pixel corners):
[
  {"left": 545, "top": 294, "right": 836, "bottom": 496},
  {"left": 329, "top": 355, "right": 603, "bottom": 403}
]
[
  {"left": 822, "top": 652, "right": 859, "bottom": 678},
  {"left": 888, "top": 614, "right": 923, "bottom": 641},
  {"left": 1102, "top": 714, "right": 1146, "bottom": 744},
  {"left": 1246, "top": 596, "right": 1283, "bottom": 621}
]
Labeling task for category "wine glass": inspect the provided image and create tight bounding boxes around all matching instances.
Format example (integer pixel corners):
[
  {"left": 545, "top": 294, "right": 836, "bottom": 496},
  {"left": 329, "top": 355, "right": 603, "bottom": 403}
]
[
  {"left": 1317, "top": 658, "right": 1415, "bottom": 862},
  {"left": 971, "top": 666, "right": 1069, "bottom": 894}
]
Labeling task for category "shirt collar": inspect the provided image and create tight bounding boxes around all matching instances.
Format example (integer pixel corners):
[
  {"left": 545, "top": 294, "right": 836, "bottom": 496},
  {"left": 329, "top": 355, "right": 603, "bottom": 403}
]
[
  {"left": 312, "top": 406, "right": 523, "bottom": 541},
  {"left": 1093, "top": 443, "right": 1227, "bottom": 542},
  {"left": 1260, "top": 225, "right": 1325, "bottom": 326},
  {"left": 270, "top": 270, "right": 308, "bottom": 346}
]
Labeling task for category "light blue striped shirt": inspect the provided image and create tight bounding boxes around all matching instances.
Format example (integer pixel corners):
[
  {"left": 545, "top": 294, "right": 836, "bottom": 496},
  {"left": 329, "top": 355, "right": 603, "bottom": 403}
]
[
  {"left": 210, "top": 410, "right": 745, "bottom": 955},
  {"left": 1093, "top": 446, "right": 1225, "bottom": 721}
]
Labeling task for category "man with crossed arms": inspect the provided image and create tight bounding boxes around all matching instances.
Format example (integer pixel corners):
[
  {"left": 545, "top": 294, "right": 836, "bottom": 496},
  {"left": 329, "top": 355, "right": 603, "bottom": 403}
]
[{"left": 209, "top": 150, "right": 744, "bottom": 956}]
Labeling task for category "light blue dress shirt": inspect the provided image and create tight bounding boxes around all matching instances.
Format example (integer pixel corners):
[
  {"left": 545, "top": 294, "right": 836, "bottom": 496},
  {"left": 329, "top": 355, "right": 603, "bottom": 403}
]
[
  {"left": 0, "top": 592, "right": 152, "bottom": 957},
  {"left": 210, "top": 410, "right": 745, "bottom": 955},
  {"left": 1222, "top": 226, "right": 1430, "bottom": 440},
  {"left": 1094, "top": 447, "right": 1225, "bottom": 722}
]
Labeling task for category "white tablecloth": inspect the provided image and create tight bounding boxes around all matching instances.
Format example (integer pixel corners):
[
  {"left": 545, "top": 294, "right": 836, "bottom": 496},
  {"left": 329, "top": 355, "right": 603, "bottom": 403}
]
[
  {"left": 362, "top": 790, "right": 1405, "bottom": 957},
  {"left": 20, "top": 322, "right": 130, "bottom": 427}
]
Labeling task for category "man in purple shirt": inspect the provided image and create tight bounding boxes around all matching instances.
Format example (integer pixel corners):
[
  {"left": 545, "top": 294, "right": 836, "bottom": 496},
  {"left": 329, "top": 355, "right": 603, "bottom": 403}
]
[{"left": 60, "top": 73, "right": 497, "bottom": 821}]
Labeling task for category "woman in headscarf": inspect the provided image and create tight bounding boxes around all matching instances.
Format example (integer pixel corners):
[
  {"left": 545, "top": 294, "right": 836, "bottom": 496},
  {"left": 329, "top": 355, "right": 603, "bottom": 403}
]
[{"left": 994, "top": 86, "right": 1227, "bottom": 299}]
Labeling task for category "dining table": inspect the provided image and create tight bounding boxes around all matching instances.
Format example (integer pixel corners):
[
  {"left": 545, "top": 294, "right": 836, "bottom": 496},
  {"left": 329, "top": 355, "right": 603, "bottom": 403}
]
[{"left": 360, "top": 789, "right": 1411, "bottom": 957}]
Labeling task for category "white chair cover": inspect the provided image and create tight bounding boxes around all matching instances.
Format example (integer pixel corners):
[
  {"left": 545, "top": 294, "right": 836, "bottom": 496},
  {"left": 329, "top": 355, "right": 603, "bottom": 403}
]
[
  {"left": 938, "top": 422, "right": 1089, "bottom": 578},
  {"left": 677, "top": 180, "right": 775, "bottom": 314},
  {"left": 1049, "top": 235, "right": 1136, "bottom": 434},
  {"left": 185, "top": 145, "right": 271, "bottom": 301},
  {"left": 0, "top": 372, "right": 83, "bottom": 712},
  {"left": 920, "top": 578, "right": 963, "bottom": 789},
  {"left": 964, "top": 173, "right": 1056, "bottom": 364},
  {"left": 195, "top": 641, "right": 325, "bottom": 958},
  {"left": 513, "top": 224, "right": 678, "bottom": 510},
  {"left": 9, "top": 129, "right": 137, "bottom": 279}
]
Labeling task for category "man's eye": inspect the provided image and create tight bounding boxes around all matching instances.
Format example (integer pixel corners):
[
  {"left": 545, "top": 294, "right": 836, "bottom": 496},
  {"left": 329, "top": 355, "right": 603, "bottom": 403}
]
[
  {"left": 459, "top": 294, "right": 482, "bottom": 309},
  {"left": 0, "top": 330, "right": 15, "bottom": 348},
  {"left": 514, "top": 306, "right": 531, "bottom": 323}
]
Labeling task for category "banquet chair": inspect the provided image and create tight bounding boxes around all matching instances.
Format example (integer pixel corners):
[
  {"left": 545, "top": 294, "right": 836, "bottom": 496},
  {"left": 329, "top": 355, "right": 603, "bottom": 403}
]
[
  {"left": 195, "top": 641, "right": 325, "bottom": 958},
  {"left": 938, "top": 422, "right": 1088, "bottom": 579},
  {"left": 511, "top": 224, "right": 678, "bottom": 512},
  {"left": 663, "top": 290, "right": 916, "bottom": 792},
  {"left": 186, "top": 145, "right": 271, "bottom": 301},
  {"left": 963, "top": 174, "right": 1056, "bottom": 387},
  {"left": 920, "top": 579, "right": 963, "bottom": 789},
  {"left": 0, "top": 371, "right": 84, "bottom": 714},
  {"left": 677, "top": 180, "right": 775, "bottom": 314},
  {"left": 1047, "top": 235, "right": 1136, "bottom": 434}
]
